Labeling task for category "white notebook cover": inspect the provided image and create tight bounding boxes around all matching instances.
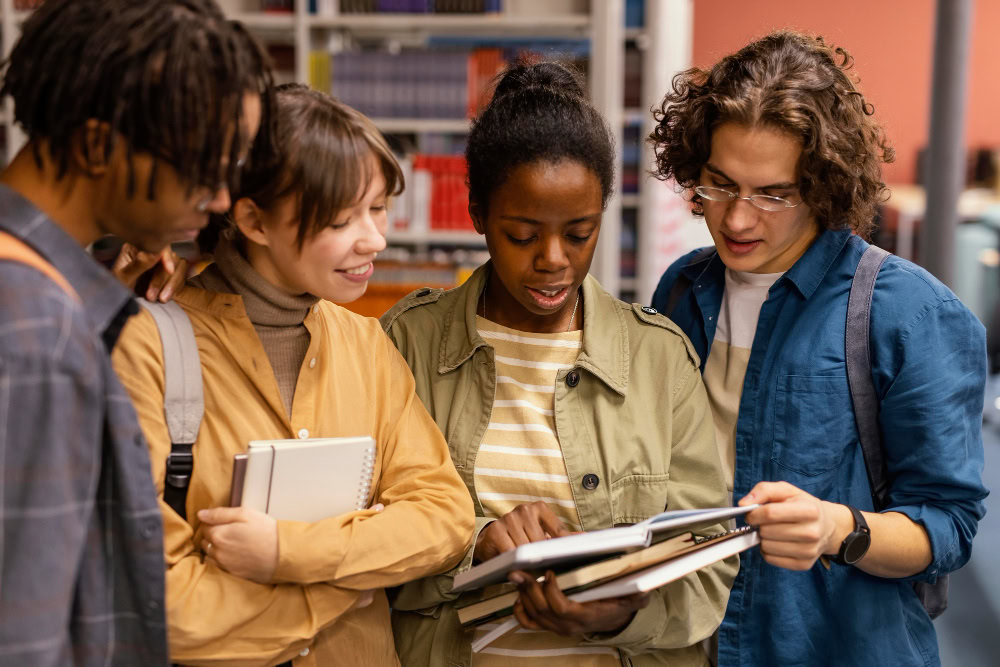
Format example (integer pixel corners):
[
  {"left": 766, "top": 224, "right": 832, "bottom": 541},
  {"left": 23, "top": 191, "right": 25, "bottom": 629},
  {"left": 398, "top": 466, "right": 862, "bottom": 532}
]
[{"left": 239, "top": 436, "right": 376, "bottom": 522}]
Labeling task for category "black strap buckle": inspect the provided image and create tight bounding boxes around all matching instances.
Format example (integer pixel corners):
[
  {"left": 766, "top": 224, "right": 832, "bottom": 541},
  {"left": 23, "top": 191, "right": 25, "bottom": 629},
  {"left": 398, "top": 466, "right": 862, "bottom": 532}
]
[{"left": 165, "top": 444, "right": 194, "bottom": 489}]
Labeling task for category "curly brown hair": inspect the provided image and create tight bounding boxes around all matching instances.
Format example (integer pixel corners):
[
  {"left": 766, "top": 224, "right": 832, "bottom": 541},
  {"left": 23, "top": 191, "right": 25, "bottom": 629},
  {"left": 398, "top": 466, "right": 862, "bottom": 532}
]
[{"left": 649, "top": 30, "right": 894, "bottom": 240}]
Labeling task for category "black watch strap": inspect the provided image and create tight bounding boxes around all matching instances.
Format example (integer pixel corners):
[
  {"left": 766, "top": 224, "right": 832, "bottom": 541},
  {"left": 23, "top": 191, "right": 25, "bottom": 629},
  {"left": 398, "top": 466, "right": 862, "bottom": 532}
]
[{"left": 832, "top": 505, "right": 871, "bottom": 566}]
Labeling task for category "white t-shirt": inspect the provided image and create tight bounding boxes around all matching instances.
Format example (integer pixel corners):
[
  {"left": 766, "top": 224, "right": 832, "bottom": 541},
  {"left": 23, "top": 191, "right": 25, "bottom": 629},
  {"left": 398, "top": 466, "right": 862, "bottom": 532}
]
[{"left": 702, "top": 268, "right": 784, "bottom": 493}]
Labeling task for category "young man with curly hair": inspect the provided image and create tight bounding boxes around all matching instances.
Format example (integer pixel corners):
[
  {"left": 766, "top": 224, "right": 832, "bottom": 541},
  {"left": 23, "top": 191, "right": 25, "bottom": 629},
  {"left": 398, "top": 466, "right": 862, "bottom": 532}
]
[
  {"left": 0, "top": 1, "right": 270, "bottom": 663},
  {"left": 651, "top": 31, "right": 987, "bottom": 666}
]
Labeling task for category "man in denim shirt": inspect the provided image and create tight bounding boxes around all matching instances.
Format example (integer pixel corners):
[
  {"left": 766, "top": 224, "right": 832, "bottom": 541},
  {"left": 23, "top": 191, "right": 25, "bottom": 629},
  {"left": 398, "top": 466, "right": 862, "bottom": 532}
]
[
  {"left": 0, "top": 2, "right": 268, "bottom": 663},
  {"left": 650, "top": 32, "right": 988, "bottom": 666}
]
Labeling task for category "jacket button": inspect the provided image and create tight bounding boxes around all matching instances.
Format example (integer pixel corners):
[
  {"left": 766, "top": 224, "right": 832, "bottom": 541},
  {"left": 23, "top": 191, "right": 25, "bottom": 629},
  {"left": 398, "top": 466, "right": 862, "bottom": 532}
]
[
  {"left": 582, "top": 473, "right": 600, "bottom": 490},
  {"left": 415, "top": 288, "right": 431, "bottom": 297},
  {"left": 566, "top": 370, "right": 580, "bottom": 387},
  {"left": 641, "top": 306, "right": 658, "bottom": 315}
]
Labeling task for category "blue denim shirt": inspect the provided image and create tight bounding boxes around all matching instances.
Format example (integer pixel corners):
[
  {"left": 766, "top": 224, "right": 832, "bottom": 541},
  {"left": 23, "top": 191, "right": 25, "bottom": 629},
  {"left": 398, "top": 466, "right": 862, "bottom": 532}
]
[{"left": 652, "top": 228, "right": 988, "bottom": 667}]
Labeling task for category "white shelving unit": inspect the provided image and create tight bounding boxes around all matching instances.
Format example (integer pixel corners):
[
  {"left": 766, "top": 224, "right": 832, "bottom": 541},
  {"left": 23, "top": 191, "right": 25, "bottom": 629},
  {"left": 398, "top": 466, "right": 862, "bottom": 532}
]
[
  {"left": 372, "top": 118, "right": 470, "bottom": 134},
  {"left": 225, "top": 0, "right": 700, "bottom": 299},
  {"left": 387, "top": 229, "right": 487, "bottom": 247},
  {"left": 0, "top": 0, "right": 698, "bottom": 301},
  {"left": 310, "top": 13, "right": 590, "bottom": 36},
  {"left": 0, "top": 0, "right": 27, "bottom": 164}
]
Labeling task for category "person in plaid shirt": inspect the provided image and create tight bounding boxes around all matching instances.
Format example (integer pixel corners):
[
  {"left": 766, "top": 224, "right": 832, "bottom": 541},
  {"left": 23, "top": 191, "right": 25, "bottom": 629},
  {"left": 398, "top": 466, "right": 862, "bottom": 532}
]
[{"left": 0, "top": 1, "right": 271, "bottom": 664}]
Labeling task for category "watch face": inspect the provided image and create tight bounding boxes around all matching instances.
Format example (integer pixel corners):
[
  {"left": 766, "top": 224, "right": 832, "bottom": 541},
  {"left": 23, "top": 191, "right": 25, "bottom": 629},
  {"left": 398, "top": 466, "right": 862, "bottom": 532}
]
[{"left": 844, "top": 532, "right": 872, "bottom": 564}]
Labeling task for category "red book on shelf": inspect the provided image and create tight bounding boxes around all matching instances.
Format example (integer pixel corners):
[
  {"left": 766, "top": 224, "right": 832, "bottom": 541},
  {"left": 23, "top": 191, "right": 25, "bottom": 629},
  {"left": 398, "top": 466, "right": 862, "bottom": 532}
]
[
  {"left": 430, "top": 156, "right": 446, "bottom": 231},
  {"left": 468, "top": 48, "right": 504, "bottom": 118}
]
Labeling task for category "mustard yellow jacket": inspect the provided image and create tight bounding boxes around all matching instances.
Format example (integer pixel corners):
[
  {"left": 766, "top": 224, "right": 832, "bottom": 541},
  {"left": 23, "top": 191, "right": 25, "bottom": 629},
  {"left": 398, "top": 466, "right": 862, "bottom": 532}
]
[
  {"left": 112, "top": 285, "right": 475, "bottom": 667},
  {"left": 381, "top": 264, "right": 737, "bottom": 667}
]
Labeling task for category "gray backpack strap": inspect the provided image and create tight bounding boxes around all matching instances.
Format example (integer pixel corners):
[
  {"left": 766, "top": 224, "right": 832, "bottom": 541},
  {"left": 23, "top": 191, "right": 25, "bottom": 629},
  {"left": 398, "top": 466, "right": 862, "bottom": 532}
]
[
  {"left": 845, "top": 245, "right": 948, "bottom": 619},
  {"left": 845, "top": 245, "right": 891, "bottom": 509},
  {"left": 140, "top": 300, "right": 204, "bottom": 520}
]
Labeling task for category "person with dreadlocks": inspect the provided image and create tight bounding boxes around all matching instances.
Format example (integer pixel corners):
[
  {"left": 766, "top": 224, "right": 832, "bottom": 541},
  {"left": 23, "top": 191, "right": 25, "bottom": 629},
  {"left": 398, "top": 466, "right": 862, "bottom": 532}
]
[{"left": 0, "top": 1, "right": 269, "bottom": 664}]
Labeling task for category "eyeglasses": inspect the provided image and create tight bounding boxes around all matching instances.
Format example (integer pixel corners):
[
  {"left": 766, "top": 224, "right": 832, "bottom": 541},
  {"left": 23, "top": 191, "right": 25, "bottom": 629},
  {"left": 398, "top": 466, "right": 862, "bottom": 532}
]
[
  {"left": 694, "top": 185, "right": 803, "bottom": 212},
  {"left": 194, "top": 156, "right": 248, "bottom": 212}
]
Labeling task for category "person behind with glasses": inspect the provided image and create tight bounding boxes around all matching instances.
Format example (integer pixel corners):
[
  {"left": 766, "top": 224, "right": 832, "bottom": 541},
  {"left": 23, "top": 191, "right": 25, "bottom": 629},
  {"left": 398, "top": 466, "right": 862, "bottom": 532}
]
[{"left": 651, "top": 31, "right": 988, "bottom": 666}]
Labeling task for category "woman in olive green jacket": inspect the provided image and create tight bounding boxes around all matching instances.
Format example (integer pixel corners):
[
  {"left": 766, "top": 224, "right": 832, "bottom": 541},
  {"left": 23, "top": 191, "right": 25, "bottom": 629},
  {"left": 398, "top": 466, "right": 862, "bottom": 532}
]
[{"left": 381, "top": 62, "right": 736, "bottom": 667}]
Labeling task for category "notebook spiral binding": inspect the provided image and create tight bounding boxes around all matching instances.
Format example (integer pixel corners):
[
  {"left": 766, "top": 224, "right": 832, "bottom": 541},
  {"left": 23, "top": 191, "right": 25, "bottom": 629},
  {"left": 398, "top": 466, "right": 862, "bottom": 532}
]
[{"left": 356, "top": 444, "right": 377, "bottom": 510}]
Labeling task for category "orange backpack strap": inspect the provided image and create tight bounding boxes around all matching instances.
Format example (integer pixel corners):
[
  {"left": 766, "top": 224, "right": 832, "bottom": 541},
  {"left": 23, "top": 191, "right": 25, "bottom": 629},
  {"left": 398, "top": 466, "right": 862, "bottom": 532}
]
[{"left": 0, "top": 230, "right": 79, "bottom": 302}]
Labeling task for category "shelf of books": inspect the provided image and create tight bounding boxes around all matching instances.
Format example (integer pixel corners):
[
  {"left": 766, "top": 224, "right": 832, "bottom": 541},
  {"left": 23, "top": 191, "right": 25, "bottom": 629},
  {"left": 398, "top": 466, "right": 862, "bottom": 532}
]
[{"left": 0, "top": 0, "right": 700, "bottom": 313}]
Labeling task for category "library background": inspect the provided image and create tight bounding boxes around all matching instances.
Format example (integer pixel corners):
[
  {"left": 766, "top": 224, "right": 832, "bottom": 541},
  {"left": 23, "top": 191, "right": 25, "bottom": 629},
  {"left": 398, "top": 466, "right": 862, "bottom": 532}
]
[{"left": 2, "top": 0, "right": 1000, "bottom": 663}]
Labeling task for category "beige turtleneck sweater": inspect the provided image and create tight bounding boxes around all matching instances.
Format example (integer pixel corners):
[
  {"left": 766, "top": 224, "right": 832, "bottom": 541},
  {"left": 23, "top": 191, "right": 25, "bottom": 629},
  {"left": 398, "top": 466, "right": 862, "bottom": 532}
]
[{"left": 190, "top": 239, "right": 319, "bottom": 416}]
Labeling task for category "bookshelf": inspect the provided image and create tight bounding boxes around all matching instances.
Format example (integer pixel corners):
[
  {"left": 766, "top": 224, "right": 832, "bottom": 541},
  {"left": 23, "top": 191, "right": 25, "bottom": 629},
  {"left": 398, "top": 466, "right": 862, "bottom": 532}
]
[
  {"left": 0, "top": 0, "right": 26, "bottom": 163},
  {"left": 0, "top": 0, "right": 702, "bottom": 307}
]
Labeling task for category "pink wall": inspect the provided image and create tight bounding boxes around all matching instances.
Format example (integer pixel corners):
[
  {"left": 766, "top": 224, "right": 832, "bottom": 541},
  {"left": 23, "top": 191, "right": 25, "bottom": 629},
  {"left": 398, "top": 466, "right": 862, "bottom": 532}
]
[{"left": 691, "top": 0, "right": 1000, "bottom": 185}]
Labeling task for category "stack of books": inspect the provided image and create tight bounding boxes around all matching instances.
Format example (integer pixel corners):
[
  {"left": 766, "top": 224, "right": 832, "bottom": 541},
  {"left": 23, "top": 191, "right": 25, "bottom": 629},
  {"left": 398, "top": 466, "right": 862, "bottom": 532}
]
[
  {"left": 451, "top": 505, "right": 761, "bottom": 653},
  {"left": 392, "top": 154, "right": 474, "bottom": 234}
]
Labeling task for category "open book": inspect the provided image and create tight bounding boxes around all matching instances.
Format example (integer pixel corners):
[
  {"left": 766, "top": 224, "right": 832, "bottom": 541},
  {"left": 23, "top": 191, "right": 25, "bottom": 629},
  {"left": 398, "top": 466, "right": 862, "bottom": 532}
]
[
  {"left": 470, "top": 527, "right": 759, "bottom": 653},
  {"left": 230, "top": 436, "right": 376, "bottom": 522},
  {"left": 458, "top": 526, "right": 751, "bottom": 626},
  {"left": 452, "top": 504, "right": 758, "bottom": 593}
]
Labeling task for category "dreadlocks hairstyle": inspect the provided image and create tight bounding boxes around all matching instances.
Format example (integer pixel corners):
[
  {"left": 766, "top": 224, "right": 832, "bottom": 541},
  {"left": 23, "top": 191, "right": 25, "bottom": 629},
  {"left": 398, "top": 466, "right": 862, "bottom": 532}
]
[
  {"left": 0, "top": 0, "right": 275, "bottom": 200},
  {"left": 199, "top": 83, "right": 404, "bottom": 254},
  {"left": 650, "top": 30, "right": 894, "bottom": 240},
  {"left": 465, "top": 59, "right": 615, "bottom": 217}
]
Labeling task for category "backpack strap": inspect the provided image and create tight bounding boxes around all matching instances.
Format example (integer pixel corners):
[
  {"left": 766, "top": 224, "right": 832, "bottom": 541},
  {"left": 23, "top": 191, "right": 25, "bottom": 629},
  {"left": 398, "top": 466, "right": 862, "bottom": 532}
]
[
  {"left": 845, "top": 245, "right": 949, "bottom": 619},
  {"left": 665, "top": 247, "right": 717, "bottom": 317},
  {"left": 0, "top": 231, "right": 79, "bottom": 302},
  {"left": 139, "top": 300, "right": 204, "bottom": 521},
  {"left": 845, "top": 245, "right": 891, "bottom": 510}
]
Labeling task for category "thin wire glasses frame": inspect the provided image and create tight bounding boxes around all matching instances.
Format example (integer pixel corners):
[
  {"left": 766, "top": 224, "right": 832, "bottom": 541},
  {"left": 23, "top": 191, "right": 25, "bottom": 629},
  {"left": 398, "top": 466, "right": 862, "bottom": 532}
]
[{"left": 694, "top": 185, "right": 804, "bottom": 212}]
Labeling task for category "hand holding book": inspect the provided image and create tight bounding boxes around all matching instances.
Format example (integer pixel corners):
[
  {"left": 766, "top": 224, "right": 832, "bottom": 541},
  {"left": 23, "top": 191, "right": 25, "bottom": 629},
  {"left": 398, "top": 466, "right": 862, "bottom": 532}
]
[
  {"left": 459, "top": 506, "right": 763, "bottom": 652},
  {"left": 508, "top": 569, "right": 650, "bottom": 636},
  {"left": 474, "top": 501, "right": 573, "bottom": 564}
]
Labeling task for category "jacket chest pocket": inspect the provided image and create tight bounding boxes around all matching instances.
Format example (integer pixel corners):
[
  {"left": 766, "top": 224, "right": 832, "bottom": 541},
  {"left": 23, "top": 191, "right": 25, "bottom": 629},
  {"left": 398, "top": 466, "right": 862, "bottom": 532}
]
[
  {"left": 610, "top": 473, "right": 670, "bottom": 525},
  {"left": 771, "top": 375, "right": 857, "bottom": 480}
]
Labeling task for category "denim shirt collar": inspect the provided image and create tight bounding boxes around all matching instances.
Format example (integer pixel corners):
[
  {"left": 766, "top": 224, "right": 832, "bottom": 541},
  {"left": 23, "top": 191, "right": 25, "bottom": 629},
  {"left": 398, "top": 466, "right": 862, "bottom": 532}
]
[
  {"left": 0, "top": 183, "right": 134, "bottom": 338},
  {"left": 782, "top": 227, "right": 853, "bottom": 299},
  {"left": 681, "top": 227, "right": 852, "bottom": 301},
  {"left": 439, "top": 261, "right": 629, "bottom": 395}
]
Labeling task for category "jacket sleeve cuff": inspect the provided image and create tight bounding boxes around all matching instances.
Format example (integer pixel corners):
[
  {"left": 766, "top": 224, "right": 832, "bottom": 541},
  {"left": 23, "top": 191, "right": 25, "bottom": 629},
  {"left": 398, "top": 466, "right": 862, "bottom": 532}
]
[
  {"left": 390, "top": 517, "right": 495, "bottom": 611},
  {"left": 882, "top": 504, "right": 960, "bottom": 583},
  {"left": 580, "top": 594, "right": 667, "bottom": 652},
  {"left": 458, "top": 517, "right": 496, "bottom": 573}
]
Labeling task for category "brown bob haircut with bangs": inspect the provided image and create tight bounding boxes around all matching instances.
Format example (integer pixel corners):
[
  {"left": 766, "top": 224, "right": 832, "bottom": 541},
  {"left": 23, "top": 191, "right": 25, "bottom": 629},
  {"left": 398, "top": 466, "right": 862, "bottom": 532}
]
[
  {"left": 650, "top": 30, "right": 894, "bottom": 240},
  {"left": 202, "top": 83, "right": 403, "bottom": 253}
]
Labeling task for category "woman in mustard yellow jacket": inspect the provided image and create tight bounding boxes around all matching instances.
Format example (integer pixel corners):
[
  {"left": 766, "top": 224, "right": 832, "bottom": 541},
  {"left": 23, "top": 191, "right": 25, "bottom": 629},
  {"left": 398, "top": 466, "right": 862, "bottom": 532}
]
[{"left": 112, "top": 84, "right": 474, "bottom": 666}]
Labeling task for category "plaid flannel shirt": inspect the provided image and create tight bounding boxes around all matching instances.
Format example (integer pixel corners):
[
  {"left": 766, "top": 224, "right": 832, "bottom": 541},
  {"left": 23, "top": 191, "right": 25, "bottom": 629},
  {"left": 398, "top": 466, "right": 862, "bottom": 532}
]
[{"left": 0, "top": 184, "right": 167, "bottom": 666}]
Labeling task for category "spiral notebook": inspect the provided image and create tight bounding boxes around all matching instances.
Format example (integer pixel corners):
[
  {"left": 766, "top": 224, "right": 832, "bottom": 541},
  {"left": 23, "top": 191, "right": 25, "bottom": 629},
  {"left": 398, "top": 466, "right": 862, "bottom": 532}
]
[{"left": 230, "top": 436, "right": 376, "bottom": 522}]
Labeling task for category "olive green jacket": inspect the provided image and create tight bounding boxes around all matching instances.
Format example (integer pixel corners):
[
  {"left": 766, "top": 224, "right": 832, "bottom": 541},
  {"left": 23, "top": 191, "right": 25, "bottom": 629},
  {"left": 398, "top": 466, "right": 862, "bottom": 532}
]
[{"left": 380, "top": 264, "right": 737, "bottom": 667}]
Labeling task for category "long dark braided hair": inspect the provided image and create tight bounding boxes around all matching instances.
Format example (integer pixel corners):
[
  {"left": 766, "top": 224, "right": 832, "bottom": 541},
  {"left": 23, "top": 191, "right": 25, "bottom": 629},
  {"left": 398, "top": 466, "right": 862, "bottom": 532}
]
[{"left": 1, "top": 0, "right": 275, "bottom": 199}]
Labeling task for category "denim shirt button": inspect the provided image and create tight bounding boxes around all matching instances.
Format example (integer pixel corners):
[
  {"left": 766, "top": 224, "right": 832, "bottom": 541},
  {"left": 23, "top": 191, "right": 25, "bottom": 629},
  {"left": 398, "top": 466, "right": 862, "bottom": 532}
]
[{"left": 582, "top": 473, "right": 600, "bottom": 490}]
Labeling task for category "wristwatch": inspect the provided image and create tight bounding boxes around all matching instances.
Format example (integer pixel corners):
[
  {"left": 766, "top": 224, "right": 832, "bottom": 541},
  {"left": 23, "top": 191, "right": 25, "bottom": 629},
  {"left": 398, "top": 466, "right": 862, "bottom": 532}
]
[{"left": 832, "top": 505, "right": 871, "bottom": 566}]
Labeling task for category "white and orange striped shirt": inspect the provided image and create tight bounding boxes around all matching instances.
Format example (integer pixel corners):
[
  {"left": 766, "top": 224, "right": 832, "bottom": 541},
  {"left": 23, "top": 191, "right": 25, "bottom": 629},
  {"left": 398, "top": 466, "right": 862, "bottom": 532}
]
[{"left": 472, "top": 316, "right": 618, "bottom": 666}]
